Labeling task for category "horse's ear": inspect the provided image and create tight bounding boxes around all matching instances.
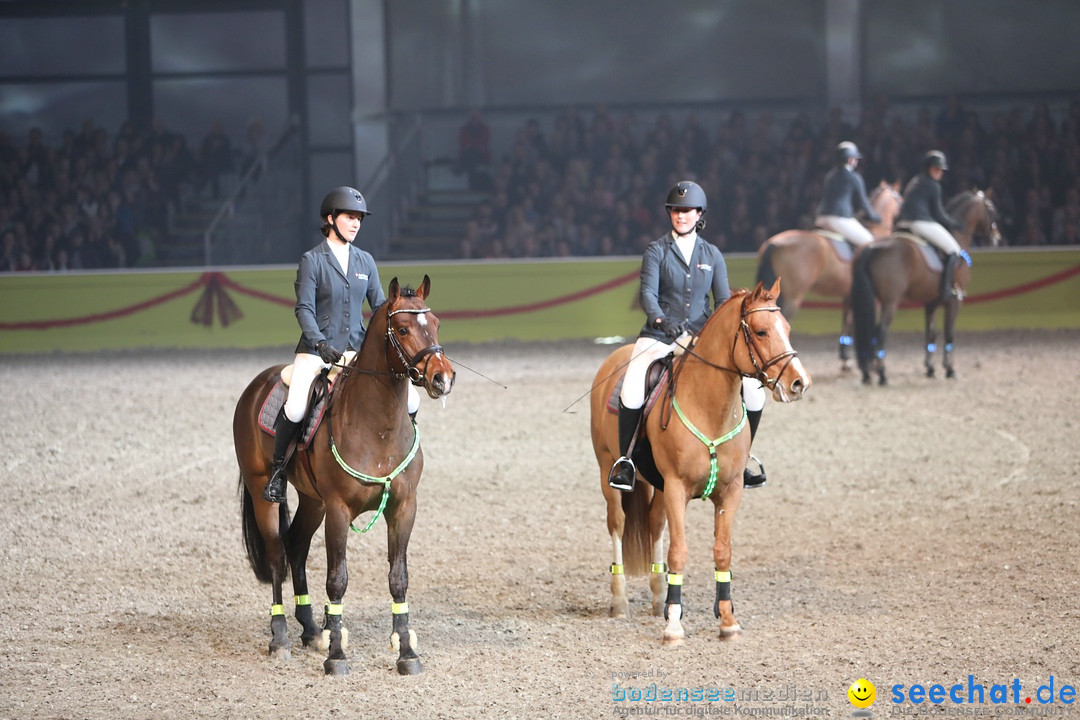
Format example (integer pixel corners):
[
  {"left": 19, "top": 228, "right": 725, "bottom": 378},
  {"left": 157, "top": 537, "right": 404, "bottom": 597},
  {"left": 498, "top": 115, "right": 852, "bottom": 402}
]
[
  {"left": 750, "top": 280, "right": 764, "bottom": 299},
  {"left": 417, "top": 274, "right": 430, "bottom": 300},
  {"left": 768, "top": 277, "right": 781, "bottom": 299},
  {"left": 388, "top": 277, "right": 400, "bottom": 301}
]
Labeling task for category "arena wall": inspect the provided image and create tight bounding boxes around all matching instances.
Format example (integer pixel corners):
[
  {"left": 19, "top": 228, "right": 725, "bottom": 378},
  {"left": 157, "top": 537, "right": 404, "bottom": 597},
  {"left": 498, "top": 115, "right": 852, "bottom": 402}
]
[{"left": 1, "top": 249, "right": 1078, "bottom": 354}]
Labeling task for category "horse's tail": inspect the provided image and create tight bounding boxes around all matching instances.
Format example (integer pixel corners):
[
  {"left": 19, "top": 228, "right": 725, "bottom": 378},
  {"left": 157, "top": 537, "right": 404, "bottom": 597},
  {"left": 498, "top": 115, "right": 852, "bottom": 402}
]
[
  {"left": 756, "top": 244, "right": 781, "bottom": 305},
  {"left": 238, "top": 471, "right": 290, "bottom": 584},
  {"left": 619, "top": 482, "right": 653, "bottom": 576},
  {"left": 850, "top": 248, "right": 878, "bottom": 375}
]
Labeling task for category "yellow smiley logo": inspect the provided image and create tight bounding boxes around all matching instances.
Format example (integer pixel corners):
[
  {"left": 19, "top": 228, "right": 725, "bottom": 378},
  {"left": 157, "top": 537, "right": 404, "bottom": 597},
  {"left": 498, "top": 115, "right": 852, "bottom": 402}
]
[{"left": 848, "top": 678, "right": 876, "bottom": 709}]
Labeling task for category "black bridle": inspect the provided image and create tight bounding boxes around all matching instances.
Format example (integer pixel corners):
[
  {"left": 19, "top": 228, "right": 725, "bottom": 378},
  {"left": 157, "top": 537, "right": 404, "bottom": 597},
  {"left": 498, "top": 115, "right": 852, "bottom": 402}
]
[{"left": 386, "top": 306, "right": 447, "bottom": 386}]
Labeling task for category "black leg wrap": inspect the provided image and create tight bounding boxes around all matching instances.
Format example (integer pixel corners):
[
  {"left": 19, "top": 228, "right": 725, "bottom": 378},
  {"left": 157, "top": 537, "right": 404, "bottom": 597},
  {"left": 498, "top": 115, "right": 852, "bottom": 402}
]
[
  {"left": 714, "top": 581, "right": 731, "bottom": 618},
  {"left": 663, "top": 582, "right": 682, "bottom": 620}
]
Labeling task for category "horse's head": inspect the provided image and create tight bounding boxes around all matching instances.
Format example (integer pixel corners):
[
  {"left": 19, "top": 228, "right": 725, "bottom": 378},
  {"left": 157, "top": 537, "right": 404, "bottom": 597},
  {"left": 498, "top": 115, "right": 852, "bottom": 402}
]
[
  {"left": 385, "top": 275, "right": 455, "bottom": 398},
  {"left": 953, "top": 190, "right": 1002, "bottom": 247},
  {"left": 735, "top": 279, "right": 811, "bottom": 402}
]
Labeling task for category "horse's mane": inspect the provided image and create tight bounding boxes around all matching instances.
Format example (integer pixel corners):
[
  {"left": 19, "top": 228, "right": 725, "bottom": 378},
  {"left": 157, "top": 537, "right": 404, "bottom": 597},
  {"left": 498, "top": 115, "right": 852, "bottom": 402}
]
[
  {"left": 697, "top": 287, "right": 753, "bottom": 336},
  {"left": 945, "top": 190, "right": 978, "bottom": 214}
]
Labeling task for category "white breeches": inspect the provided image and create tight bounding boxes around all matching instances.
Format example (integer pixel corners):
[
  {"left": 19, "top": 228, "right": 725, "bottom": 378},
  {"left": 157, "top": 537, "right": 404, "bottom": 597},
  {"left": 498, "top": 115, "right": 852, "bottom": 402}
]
[
  {"left": 909, "top": 220, "right": 961, "bottom": 255},
  {"left": 620, "top": 337, "right": 767, "bottom": 411},
  {"left": 816, "top": 215, "right": 874, "bottom": 246},
  {"left": 619, "top": 336, "right": 682, "bottom": 409},
  {"left": 284, "top": 352, "right": 420, "bottom": 422}
]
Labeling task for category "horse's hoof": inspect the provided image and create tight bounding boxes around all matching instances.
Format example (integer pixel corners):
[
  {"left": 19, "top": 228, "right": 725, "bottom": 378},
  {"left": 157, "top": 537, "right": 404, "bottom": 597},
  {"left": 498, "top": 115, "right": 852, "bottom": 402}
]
[
  {"left": 662, "top": 632, "right": 685, "bottom": 648},
  {"left": 396, "top": 657, "right": 424, "bottom": 675},
  {"left": 323, "top": 658, "right": 350, "bottom": 676},
  {"left": 926, "top": 367, "right": 935, "bottom": 378},
  {"left": 946, "top": 368, "right": 956, "bottom": 379},
  {"left": 301, "top": 633, "right": 321, "bottom": 649},
  {"left": 878, "top": 375, "right": 887, "bottom": 386},
  {"left": 719, "top": 624, "right": 742, "bottom": 641},
  {"left": 861, "top": 374, "right": 872, "bottom": 386},
  {"left": 609, "top": 598, "right": 629, "bottom": 618},
  {"left": 268, "top": 644, "right": 291, "bottom": 661}
]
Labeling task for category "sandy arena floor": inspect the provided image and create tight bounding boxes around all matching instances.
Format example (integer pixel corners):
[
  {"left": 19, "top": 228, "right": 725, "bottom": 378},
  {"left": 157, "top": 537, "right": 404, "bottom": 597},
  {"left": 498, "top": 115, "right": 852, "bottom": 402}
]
[{"left": 1, "top": 329, "right": 1078, "bottom": 719}]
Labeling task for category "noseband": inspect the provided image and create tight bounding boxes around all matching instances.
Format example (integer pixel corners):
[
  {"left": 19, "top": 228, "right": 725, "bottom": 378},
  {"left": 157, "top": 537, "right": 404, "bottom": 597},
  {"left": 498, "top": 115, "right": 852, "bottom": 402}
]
[{"left": 386, "top": 306, "right": 445, "bottom": 385}]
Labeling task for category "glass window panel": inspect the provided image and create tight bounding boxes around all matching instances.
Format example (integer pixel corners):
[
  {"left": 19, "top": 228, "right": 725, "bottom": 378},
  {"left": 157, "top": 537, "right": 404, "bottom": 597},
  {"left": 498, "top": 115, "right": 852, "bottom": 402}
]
[
  {"left": 0, "top": 17, "right": 125, "bottom": 76},
  {"left": 154, "top": 76, "right": 289, "bottom": 147},
  {"left": 305, "top": 0, "right": 350, "bottom": 69},
  {"left": 0, "top": 82, "right": 127, "bottom": 141},
  {"left": 151, "top": 11, "right": 285, "bottom": 73},
  {"left": 865, "top": 0, "right": 1080, "bottom": 96},
  {"left": 306, "top": 72, "right": 352, "bottom": 146}
]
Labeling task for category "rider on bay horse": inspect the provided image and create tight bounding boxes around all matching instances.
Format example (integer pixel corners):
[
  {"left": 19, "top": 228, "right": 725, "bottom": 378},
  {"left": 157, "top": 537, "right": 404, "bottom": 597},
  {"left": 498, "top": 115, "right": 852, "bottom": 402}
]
[
  {"left": 896, "top": 150, "right": 964, "bottom": 302},
  {"left": 814, "top": 141, "right": 881, "bottom": 247},
  {"left": 607, "top": 180, "right": 770, "bottom": 494},
  {"left": 262, "top": 186, "right": 421, "bottom": 503}
]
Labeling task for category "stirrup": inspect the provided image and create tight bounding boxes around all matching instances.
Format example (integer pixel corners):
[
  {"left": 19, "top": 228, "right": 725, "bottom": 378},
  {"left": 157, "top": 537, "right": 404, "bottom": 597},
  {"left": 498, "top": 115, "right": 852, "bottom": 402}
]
[
  {"left": 743, "top": 455, "right": 767, "bottom": 489},
  {"left": 262, "top": 465, "right": 288, "bottom": 503},
  {"left": 608, "top": 456, "right": 637, "bottom": 492}
]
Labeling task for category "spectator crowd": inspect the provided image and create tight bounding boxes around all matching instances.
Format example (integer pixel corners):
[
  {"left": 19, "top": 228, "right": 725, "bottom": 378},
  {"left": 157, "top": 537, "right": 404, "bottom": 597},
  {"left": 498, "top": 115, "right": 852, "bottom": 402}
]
[
  {"left": 454, "top": 95, "right": 1080, "bottom": 259},
  {"left": 0, "top": 118, "right": 253, "bottom": 272},
  {"left": 3, "top": 94, "right": 1080, "bottom": 272}
]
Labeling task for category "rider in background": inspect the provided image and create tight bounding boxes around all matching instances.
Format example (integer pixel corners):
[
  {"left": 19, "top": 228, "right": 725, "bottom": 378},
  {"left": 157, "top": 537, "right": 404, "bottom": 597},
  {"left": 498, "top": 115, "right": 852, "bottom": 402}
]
[
  {"left": 813, "top": 141, "right": 881, "bottom": 247},
  {"left": 607, "top": 180, "right": 770, "bottom": 493},
  {"left": 262, "top": 186, "right": 420, "bottom": 503},
  {"left": 897, "top": 150, "right": 964, "bottom": 301}
]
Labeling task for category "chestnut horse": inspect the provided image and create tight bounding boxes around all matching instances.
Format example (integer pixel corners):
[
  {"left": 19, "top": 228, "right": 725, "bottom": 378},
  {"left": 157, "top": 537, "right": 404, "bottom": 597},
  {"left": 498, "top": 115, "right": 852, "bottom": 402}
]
[
  {"left": 851, "top": 190, "right": 1001, "bottom": 385},
  {"left": 755, "top": 180, "right": 901, "bottom": 371},
  {"left": 590, "top": 280, "right": 811, "bottom": 645},
  {"left": 233, "top": 276, "right": 454, "bottom": 675}
]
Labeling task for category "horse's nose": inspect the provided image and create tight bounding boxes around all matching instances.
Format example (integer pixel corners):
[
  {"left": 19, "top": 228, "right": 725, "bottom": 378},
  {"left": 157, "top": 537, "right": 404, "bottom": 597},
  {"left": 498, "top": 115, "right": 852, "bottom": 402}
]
[{"left": 430, "top": 370, "right": 453, "bottom": 397}]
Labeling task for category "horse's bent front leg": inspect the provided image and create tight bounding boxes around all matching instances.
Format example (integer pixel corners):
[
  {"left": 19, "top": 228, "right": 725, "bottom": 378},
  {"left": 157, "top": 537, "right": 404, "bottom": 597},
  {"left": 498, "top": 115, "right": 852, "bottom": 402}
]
[
  {"left": 321, "top": 505, "right": 351, "bottom": 676},
  {"left": 661, "top": 488, "right": 689, "bottom": 647},
  {"left": 387, "top": 486, "right": 422, "bottom": 675},
  {"left": 943, "top": 297, "right": 959, "bottom": 379},
  {"left": 287, "top": 497, "right": 326, "bottom": 648}
]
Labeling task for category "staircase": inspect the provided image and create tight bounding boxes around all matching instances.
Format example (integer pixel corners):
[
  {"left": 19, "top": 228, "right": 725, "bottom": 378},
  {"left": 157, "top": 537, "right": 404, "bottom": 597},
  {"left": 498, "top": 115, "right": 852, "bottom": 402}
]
[{"left": 388, "top": 188, "right": 489, "bottom": 260}]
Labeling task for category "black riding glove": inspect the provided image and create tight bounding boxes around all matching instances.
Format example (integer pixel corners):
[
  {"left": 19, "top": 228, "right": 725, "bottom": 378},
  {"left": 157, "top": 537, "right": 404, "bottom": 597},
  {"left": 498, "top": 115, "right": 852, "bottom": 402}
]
[
  {"left": 316, "top": 340, "right": 342, "bottom": 364},
  {"left": 657, "top": 317, "right": 685, "bottom": 340}
]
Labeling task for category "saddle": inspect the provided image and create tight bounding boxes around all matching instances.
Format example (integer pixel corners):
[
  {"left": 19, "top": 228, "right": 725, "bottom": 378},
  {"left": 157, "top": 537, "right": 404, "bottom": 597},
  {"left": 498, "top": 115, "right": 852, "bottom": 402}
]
[
  {"left": 606, "top": 355, "right": 674, "bottom": 492},
  {"left": 891, "top": 224, "right": 945, "bottom": 272},
  {"left": 810, "top": 228, "right": 858, "bottom": 262},
  {"left": 258, "top": 351, "right": 356, "bottom": 445}
]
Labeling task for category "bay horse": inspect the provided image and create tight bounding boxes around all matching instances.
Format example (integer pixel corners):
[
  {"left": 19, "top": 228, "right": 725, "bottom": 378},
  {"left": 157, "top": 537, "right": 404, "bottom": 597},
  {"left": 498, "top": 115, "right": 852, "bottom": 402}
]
[
  {"left": 755, "top": 180, "right": 901, "bottom": 372},
  {"left": 590, "top": 280, "right": 811, "bottom": 646},
  {"left": 851, "top": 190, "right": 1001, "bottom": 385},
  {"left": 233, "top": 275, "right": 454, "bottom": 675}
]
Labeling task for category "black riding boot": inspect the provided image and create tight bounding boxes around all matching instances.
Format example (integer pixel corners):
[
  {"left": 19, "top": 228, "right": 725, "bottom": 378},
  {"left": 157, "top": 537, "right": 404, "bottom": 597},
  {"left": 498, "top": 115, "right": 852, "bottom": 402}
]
[
  {"left": 263, "top": 411, "right": 301, "bottom": 503},
  {"left": 940, "top": 253, "right": 960, "bottom": 302},
  {"left": 608, "top": 401, "right": 643, "bottom": 492},
  {"left": 743, "top": 408, "right": 767, "bottom": 489}
]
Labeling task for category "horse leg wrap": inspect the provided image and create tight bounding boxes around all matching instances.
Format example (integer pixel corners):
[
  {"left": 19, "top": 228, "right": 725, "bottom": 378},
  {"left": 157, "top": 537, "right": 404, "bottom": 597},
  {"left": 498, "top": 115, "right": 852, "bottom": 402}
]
[
  {"left": 663, "top": 574, "right": 683, "bottom": 619},
  {"left": 714, "top": 570, "right": 732, "bottom": 618}
]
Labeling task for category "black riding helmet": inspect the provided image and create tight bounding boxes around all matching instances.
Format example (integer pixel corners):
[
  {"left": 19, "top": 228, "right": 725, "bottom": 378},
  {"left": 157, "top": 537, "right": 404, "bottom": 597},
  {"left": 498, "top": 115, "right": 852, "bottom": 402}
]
[
  {"left": 665, "top": 180, "right": 708, "bottom": 213},
  {"left": 924, "top": 150, "right": 949, "bottom": 171},
  {"left": 320, "top": 186, "right": 371, "bottom": 220},
  {"left": 837, "top": 141, "right": 861, "bottom": 164}
]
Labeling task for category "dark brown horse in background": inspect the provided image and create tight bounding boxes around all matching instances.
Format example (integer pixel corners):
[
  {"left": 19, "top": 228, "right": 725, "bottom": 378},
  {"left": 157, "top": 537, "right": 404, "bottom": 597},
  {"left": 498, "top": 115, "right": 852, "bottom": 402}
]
[
  {"left": 755, "top": 180, "right": 901, "bottom": 371},
  {"left": 851, "top": 191, "right": 1001, "bottom": 385},
  {"left": 233, "top": 276, "right": 454, "bottom": 675},
  {"left": 590, "top": 280, "right": 810, "bottom": 645}
]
